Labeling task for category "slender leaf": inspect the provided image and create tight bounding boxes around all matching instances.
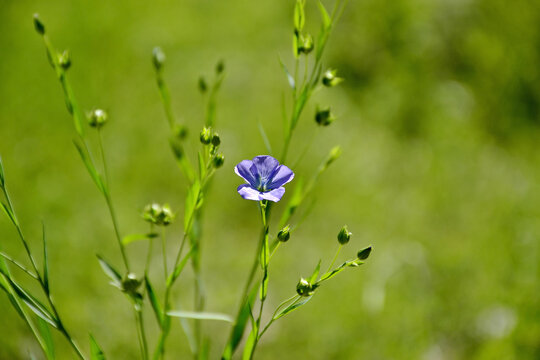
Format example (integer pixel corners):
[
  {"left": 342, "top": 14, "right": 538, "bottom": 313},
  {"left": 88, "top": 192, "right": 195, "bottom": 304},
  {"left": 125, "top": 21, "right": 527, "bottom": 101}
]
[
  {"left": 241, "top": 327, "right": 257, "bottom": 360},
  {"left": 317, "top": 0, "right": 332, "bottom": 29},
  {"left": 122, "top": 233, "right": 157, "bottom": 245},
  {"left": 0, "top": 252, "right": 38, "bottom": 279},
  {"left": 198, "top": 151, "right": 206, "bottom": 180},
  {"left": 145, "top": 276, "right": 164, "bottom": 327},
  {"left": 308, "top": 260, "right": 321, "bottom": 283},
  {"left": 318, "top": 259, "right": 364, "bottom": 283},
  {"left": 90, "top": 334, "right": 106, "bottom": 360},
  {"left": 258, "top": 121, "right": 273, "bottom": 155},
  {"left": 278, "top": 57, "right": 295, "bottom": 90},
  {"left": 0, "top": 274, "right": 25, "bottom": 319},
  {"left": 293, "top": 0, "right": 305, "bottom": 31},
  {"left": 222, "top": 286, "right": 258, "bottom": 359},
  {"left": 73, "top": 140, "right": 104, "bottom": 194},
  {"left": 273, "top": 296, "right": 312, "bottom": 320},
  {"left": 184, "top": 180, "right": 201, "bottom": 230},
  {"left": 96, "top": 255, "right": 122, "bottom": 287},
  {"left": 0, "top": 201, "right": 17, "bottom": 226},
  {"left": 166, "top": 246, "right": 195, "bottom": 288},
  {"left": 167, "top": 311, "right": 233, "bottom": 323},
  {"left": 0, "top": 155, "right": 5, "bottom": 188},
  {"left": 41, "top": 223, "right": 49, "bottom": 295},
  {"left": 37, "top": 318, "right": 55, "bottom": 360}
]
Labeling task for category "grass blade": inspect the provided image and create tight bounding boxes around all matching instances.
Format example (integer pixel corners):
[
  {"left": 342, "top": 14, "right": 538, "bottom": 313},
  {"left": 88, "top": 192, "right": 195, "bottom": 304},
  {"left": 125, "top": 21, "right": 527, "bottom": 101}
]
[
  {"left": 273, "top": 296, "right": 312, "bottom": 320},
  {"left": 96, "top": 255, "right": 122, "bottom": 288},
  {"left": 37, "top": 318, "right": 55, "bottom": 360},
  {"left": 167, "top": 311, "right": 234, "bottom": 323},
  {"left": 41, "top": 223, "right": 49, "bottom": 295},
  {"left": 145, "top": 276, "right": 164, "bottom": 328},
  {"left": 90, "top": 334, "right": 106, "bottom": 360}
]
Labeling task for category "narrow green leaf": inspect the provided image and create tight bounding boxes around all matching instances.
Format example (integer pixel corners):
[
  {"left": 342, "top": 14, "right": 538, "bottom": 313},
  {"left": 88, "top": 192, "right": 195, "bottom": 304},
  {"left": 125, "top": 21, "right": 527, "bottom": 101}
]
[
  {"left": 0, "top": 155, "right": 5, "bottom": 188},
  {"left": 278, "top": 57, "right": 295, "bottom": 90},
  {"left": 145, "top": 276, "right": 164, "bottom": 328},
  {"left": 291, "top": 87, "right": 310, "bottom": 130},
  {"left": 241, "top": 327, "right": 257, "bottom": 360},
  {"left": 258, "top": 121, "right": 273, "bottom": 155},
  {"left": 41, "top": 223, "right": 49, "bottom": 295},
  {"left": 0, "top": 201, "right": 17, "bottom": 226},
  {"left": 90, "top": 334, "right": 106, "bottom": 360},
  {"left": 166, "top": 246, "right": 195, "bottom": 288},
  {"left": 184, "top": 180, "right": 201, "bottom": 230},
  {"left": 122, "top": 233, "right": 156, "bottom": 246},
  {"left": 293, "top": 0, "right": 305, "bottom": 31},
  {"left": 308, "top": 260, "right": 321, "bottom": 283},
  {"left": 222, "top": 286, "right": 258, "bottom": 359},
  {"left": 37, "top": 318, "right": 55, "bottom": 360},
  {"left": 167, "top": 311, "right": 233, "bottom": 323},
  {"left": 317, "top": 0, "right": 332, "bottom": 29},
  {"left": 198, "top": 151, "right": 206, "bottom": 180},
  {"left": 0, "top": 274, "right": 25, "bottom": 319},
  {"left": 1, "top": 273, "right": 57, "bottom": 327},
  {"left": 96, "top": 255, "right": 122, "bottom": 287},
  {"left": 273, "top": 296, "right": 312, "bottom": 320},
  {"left": 73, "top": 140, "right": 104, "bottom": 194},
  {"left": 0, "top": 252, "right": 38, "bottom": 280},
  {"left": 318, "top": 259, "right": 364, "bottom": 282}
]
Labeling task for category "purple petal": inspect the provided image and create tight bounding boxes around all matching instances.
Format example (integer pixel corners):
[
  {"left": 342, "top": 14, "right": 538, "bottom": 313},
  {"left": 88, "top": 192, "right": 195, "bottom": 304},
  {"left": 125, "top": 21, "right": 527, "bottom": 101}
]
[
  {"left": 251, "top": 156, "right": 280, "bottom": 179},
  {"left": 237, "top": 184, "right": 261, "bottom": 201},
  {"left": 268, "top": 165, "right": 294, "bottom": 189},
  {"left": 259, "top": 187, "right": 286, "bottom": 202},
  {"left": 234, "top": 160, "right": 257, "bottom": 187}
]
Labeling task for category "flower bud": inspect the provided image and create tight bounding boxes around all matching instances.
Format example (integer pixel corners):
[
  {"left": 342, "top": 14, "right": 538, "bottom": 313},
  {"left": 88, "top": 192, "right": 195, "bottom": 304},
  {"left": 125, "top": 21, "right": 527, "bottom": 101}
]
[
  {"left": 277, "top": 225, "right": 291, "bottom": 242},
  {"left": 298, "top": 33, "right": 314, "bottom": 54},
  {"left": 198, "top": 77, "right": 208, "bottom": 94},
  {"left": 357, "top": 246, "right": 372, "bottom": 260},
  {"left": 58, "top": 50, "right": 71, "bottom": 70},
  {"left": 122, "top": 273, "right": 142, "bottom": 295},
  {"left": 213, "top": 153, "right": 225, "bottom": 168},
  {"left": 296, "top": 278, "right": 317, "bottom": 297},
  {"left": 337, "top": 225, "right": 351, "bottom": 245},
  {"left": 210, "top": 134, "right": 221, "bottom": 147},
  {"left": 325, "top": 146, "right": 342, "bottom": 167},
  {"left": 322, "top": 69, "right": 343, "bottom": 87},
  {"left": 173, "top": 124, "right": 188, "bottom": 140},
  {"left": 216, "top": 60, "right": 225, "bottom": 74},
  {"left": 33, "top": 14, "right": 45, "bottom": 35},
  {"left": 88, "top": 109, "right": 108, "bottom": 129},
  {"left": 315, "top": 106, "right": 335, "bottom": 126},
  {"left": 152, "top": 47, "right": 166, "bottom": 71},
  {"left": 200, "top": 127, "right": 212, "bottom": 145},
  {"left": 143, "top": 203, "right": 174, "bottom": 226}
]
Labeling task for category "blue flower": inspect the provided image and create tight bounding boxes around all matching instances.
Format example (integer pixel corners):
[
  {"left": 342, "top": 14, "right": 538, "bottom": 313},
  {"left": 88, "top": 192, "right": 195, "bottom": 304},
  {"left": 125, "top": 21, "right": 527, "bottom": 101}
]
[{"left": 234, "top": 155, "right": 294, "bottom": 202}]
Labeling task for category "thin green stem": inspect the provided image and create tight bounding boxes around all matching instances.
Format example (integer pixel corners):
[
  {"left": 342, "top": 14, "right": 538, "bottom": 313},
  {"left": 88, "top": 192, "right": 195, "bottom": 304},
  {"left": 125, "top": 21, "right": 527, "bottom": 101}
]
[
  {"left": 325, "top": 245, "right": 343, "bottom": 275},
  {"left": 161, "top": 227, "right": 168, "bottom": 280},
  {"left": 258, "top": 295, "right": 300, "bottom": 339},
  {"left": 145, "top": 224, "right": 155, "bottom": 275},
  {"left": 135, "top": 307, "right": 149, "bottom": 360}
]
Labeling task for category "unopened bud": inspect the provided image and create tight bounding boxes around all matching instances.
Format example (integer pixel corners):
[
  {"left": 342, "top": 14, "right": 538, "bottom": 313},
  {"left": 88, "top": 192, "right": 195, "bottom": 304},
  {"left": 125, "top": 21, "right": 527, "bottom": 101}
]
[
  {"left": 357, "top": 246, "right": 372, "bottom": 260},
  {"left": 88, "top": 109, "right": 108, "bottom": 129},
  {"left": 122, "top": 273, "right": 142, "bottom": 294},
  {"left": 315, "top": 106, "right": 335, "bottom": 126},
  {"left": 296, "top": 278, "right": 317, "bottom": 297},
  {"left": 213, "top": 153, "right": 225, "bottom": 168},
  {"left": 152, "top": 47, "right": 166, "bottom": 71},
  {"left": 216, "top": 60, "right": 225, "bottom": 74},
  {"left": 322, "top": 69, "right": 343, "bottom": 87},
  {"left": 298, "top": 33, "right": 314, "bottom": 54},
  {"left": 198, "top": 77, "right": 208, "bottom": 93},
  {"left": 143, "top": 203, "right": 174, "bottom": 226},
  {"left": 325, "top": 146, "right": 342, "bottom": 167},
  {"left": 173, "top": 124, "right": 188, "bottom": 140},
  {"left": 200, "top": 127, "right": 212, "bottom": 145},
  {"left": 211, "top": 133, "right": 221, "bottom": 146},
  {"left": 337, "top": 225, "right": 351, "bottom": 245},
  {"left": 33, "top": 14, "right": 45, "bottom": 35},
  {"left": 277, "top": 225, "right": 291, "bottom": 242},
  {"left": 58, "top": 50, "right": 71, "bottom": 70}
]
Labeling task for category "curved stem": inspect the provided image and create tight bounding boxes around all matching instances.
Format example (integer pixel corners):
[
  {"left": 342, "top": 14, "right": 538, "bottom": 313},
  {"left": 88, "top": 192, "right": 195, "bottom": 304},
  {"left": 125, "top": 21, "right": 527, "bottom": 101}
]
[{"left": 325, "top": 245, "right": 343, "bottom": 274}]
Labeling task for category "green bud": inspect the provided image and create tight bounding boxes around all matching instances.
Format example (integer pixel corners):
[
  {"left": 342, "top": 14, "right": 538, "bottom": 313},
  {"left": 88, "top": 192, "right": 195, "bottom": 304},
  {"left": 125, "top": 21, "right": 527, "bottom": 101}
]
[
  {"left": 173, "top": 124, "right": 188, "bottom": 140},
  {"left": 357, "top": 246, "right": 372, "bottom": 260},
  {"left": 152, "top": 47, "right": 166, "bottom": 71},
  {"left": 200, "top": 127, "right": 212, "bottom": 145},
  {"left": 88, "top": 109, "right": 108, "bottom": 129},
  {"left": 198, "top": 77, "right": 208, "bottom": 94},
  {"left": 277, "top": 225, "right": 291, "bottom": 242},
  {"left": 337, "top": 225, "right": 351, "bottom": 245},
  {"left": 322, "top": 69, "right": 344, "bottom": 87},
  {"left": 58, "top": 50, "right": 71, "bottom": 70},
  {"left": 33, "top": 14, "right": 45, "bottom": 35},
  {"left": 122, "top": 273, "right": 142, "bottom": 295},
  {"left": 298, "top": 33, "right": 314, "bottom": 54},
  {"left": 143, "top": 203, "right": 174, "bottom": 226},
  {"left": 211, "top": 133, "right": 221, "bottom": 146},
  {"left": 213, "top": 153, "right": 225, "bottom": 168},
  {"left": 296, "top": 278, "right": 318, "bottom": 297},
  {"left": 315, "top": 106, "right": 335, "bottom": 126},
  {"left": 216, "top": 60, "right": 225, "bottom": 74},
  {"left": 325, "top": 146, "right": 342, "bottom": 167}
]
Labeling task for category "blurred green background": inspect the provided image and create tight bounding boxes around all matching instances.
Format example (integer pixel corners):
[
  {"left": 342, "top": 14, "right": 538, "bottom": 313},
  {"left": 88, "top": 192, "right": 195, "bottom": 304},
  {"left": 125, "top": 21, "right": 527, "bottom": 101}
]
[{"left": 1, "top": 0, "right": 540, "bottom": 359}]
